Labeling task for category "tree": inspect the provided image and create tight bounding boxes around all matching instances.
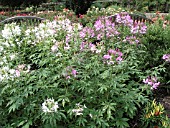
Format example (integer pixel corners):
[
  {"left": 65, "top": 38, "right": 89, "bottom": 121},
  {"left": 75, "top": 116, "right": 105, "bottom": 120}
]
[
  {"left": 65, "top": 0, "right": 95, "bottom": 15},
  {"left": 0, "top": 0, "right": 47, "bottom": 8}
]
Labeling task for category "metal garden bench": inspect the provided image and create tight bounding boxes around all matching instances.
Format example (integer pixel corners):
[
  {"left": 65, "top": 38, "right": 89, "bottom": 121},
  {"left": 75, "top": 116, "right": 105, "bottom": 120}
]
[{"left": 0, "top": 16, "right": 45, "bottom": 25}]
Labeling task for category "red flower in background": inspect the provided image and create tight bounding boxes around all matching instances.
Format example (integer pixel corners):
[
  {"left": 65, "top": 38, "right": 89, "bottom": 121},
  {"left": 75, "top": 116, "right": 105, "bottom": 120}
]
[
  {"left": 79, "top": 14, "right": 84, "bottom": 18},
  {"left": 0, "top": 11, "right": 5, "bottom": 15},
  {"left": 68, "top": 13, "right": 73, "bottom": 17},
  {"left": 17, "top": 13, "right": 27, "bottom": 16},
  {"left": 63, "top": 8, "right": 68, "bottom": 12}
]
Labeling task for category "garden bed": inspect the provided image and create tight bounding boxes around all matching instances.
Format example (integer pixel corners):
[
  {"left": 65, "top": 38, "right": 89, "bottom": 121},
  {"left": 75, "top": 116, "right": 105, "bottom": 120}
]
[{"left": 0, "top": 6, "right": 170, "bottom": 128}]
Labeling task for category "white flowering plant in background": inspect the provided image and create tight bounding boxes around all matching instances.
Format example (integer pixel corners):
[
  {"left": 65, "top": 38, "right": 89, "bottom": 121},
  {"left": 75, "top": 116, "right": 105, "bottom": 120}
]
[
  {"left": 2, "top": 23, "right": 21, "bottom": 40},
  {"left": 42, "top": 98, "right": 59, "bottom": 113},
  {"left": 0, "top": 11, "right": 169, "bottom": 128}
]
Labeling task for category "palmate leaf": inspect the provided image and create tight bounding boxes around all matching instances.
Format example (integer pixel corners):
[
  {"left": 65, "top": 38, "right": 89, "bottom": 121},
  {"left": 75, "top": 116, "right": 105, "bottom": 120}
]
[
  {"left": 100, "top": 69, "right": 110, "bottom": 79},
  {"left": 115, "top": 118, "right": 129, "bottom": 128},
  {"left": 8, "top": 97, "right": 24, "bottom": 113},
  {"left": 8, "top": 103, "right": 18, "bottom": 113},
  {"left": 97, "top": 83, "right": 108, "bottom": 94},
  {"left": 17, "top": 120, "right": 32, "bottom": 128}
]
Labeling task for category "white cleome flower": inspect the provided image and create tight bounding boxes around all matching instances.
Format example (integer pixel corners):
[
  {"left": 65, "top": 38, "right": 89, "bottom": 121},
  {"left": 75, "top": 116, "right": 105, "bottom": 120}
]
[
  {"left": 13, "top": 25, "right": 21, "bottom": 36},
  {"left": 0, "top": 46, "right": 4, "bottom": 52},
  {"left": 72, "top": 103, "right": 87, "bottom": 116},
  {"left": 73, "top": 23, "right": 83, "bottom": 31},
  {"left": 2, "top": 23, "right": 21, "bottom": 39},
  {"left": 42, "top": 98, "right": 59, "bottom": 113},
  {"left": 9, "top": 69, "right": 16, "bottom": 74},
  {"left": 10, "top": 54, "right": 16, "bottom": 60},
  {"left": 25, "top": 29, "right": 31, "bottom": 36},
  {"left": 51, "top": 45, "right": 58, "bottom": 52},
  {"left": 0, "top": 66, "right": 20, "bottom": 81},
  {"left": 2, "top": 27, "right": 13, "bottom": 39}
]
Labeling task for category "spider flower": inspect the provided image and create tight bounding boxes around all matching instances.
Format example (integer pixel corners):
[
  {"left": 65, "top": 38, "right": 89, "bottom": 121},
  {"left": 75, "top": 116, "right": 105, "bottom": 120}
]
[
  {"left": 143, "top": 76, "right": 160, "bottom": 89},
  {"left": 162, "top": 54, "right": 170, "bottom": 62},
  {"left": 42, "top": 98, "right": 59, "bottom": 113}
]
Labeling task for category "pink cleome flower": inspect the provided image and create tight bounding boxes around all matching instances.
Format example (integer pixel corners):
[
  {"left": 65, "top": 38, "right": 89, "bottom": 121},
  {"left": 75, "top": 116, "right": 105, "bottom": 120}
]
[
  {"left": 143, "top": 76, "right": 160, "bottom": 89},
  {"left": 15, "top": 70, "right": 20, "bottom": 77},
  {"left": 103, "top": 49, "right": 123, "bottom": 65},
  {"left": 103, "top": 55, "right": 112, "bottom": 60},
  {"left": 72, "top": 69, "right": 77, "bottom": 77},
  {"left": 162, "top": 54, "right": 170, "bottom": 62},
  {"left": 65, "top": 67, "right": 78, "bottom": 79}
]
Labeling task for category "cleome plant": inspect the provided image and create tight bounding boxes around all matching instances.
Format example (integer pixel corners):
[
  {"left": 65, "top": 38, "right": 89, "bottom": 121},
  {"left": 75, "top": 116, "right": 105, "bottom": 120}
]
[{"left": 0, "top": 12, "right": 169, "bottom": 128}]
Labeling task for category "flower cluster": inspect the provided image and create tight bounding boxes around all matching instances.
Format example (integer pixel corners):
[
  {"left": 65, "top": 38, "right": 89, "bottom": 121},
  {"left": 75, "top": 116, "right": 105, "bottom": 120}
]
[
  {"left": 51, "top": 40, "right": 63, "bottom": 56},
  {"left": 16, "top": 64, "right": 31, "bottom": 76},
  {"left": 94, "top": 17, "right": 119, "bottom": 40},
  {"left": 143, "top": 76, "right": 160, "bottom": 89},
  {"left": 131, "top": 22, "right": 147, "bottom": 34},
  {"left": 42, "top": 98, "right": 59, "bottom": 113},
  {"left": 162, "top": 54, "right": 170, "bottom": 62},
  {"left": 0, "top": 64, "right": 31, "bottom": 81},
  {"left": 72, "top": 103, "right": 87, "bottom": 116},
  {"left": 0, "top": 66, "right": 17, "bottom": 81},
  {"left": 0, "top": 54, "right": 22, "bottom": 81},
  {"left": 80, "top": 17, "right": 120, "bottom": 41},
  {"left": 55, "top": 19, "right": 82, "bottom": 50},
  {"left": 79, "top": 27, "right": 95, "bottom": 40},
  {"left": 0, "top": 11, "right": 5, "bottom": 15},
  {"left": 63, "top": 66, "right": 77, "bottom": 79},
  {"left": 88, "top": 42, "right": 103, "bottom": 53},
  {"left": 86, "top": 6, "right": 123, "bottom": 17},
  {"left": 1, "top": 18, "right": 83, "bottom": 53},
  {"left": 123, "top": 35, "right": 139, "bottom": 44},
  {"left": 2, "top": 23, "right": 21, "bottom": 40},
  {"left": 115, "top": 13, "right": 147, "bottom": 34},
  {"left": 80, "top": 41, "right": 104, "bottom": 54},
  {"left": 116, "top": 12, "right": 133, "bottom": 26},
  {"left": 103, "top": 49, "right": 123, "bottom": 65},
  {"left": 25, "top": 21, "right": 56, "bottom": 41}
]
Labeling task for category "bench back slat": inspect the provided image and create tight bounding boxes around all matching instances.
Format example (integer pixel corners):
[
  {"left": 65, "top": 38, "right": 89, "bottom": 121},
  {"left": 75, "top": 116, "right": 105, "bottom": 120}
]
[{"left": 0, "top": 16, "right": 45, "bottom": 25}]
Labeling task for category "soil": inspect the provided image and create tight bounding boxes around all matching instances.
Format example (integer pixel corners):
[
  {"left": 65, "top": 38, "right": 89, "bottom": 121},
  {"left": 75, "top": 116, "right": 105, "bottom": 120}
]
[
  {"left": 154, "top": 88, "right": 170, "bottom": 118},
  {"left": 161, "top": 96, "right": 170, "bottom": 117}
]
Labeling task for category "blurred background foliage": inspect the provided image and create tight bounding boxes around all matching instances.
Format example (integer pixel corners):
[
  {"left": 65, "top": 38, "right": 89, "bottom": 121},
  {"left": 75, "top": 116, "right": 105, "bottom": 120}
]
[{"left": 0, "top": 0, "right": 169, "bottom": 14}]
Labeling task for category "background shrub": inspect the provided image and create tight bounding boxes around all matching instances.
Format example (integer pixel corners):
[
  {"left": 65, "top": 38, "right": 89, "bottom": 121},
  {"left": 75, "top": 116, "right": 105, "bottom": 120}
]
[
  {"left": 141, "top": 19, "right": 170, "bottom": 91},
  {"left": 65, "top": 0, "right": 95, "bottom": 15}
]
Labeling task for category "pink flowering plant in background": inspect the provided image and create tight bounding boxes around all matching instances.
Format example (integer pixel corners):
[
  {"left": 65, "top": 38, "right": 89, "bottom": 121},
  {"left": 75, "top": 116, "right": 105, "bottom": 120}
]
[
  {"left": 0, "top": 10, "right": 170, "bottom": 128},
  {"left": 143, "top": 76, "right": 160, "bottom": 90},
  {"left": 123, "top": 35, "right": 139, "bottom": 45},
  {"left": 162, "top": 54, "right": 170, "bottom": 62},
  {"left": 115, "top": 12, "right": 147, "bottom": 35}
]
